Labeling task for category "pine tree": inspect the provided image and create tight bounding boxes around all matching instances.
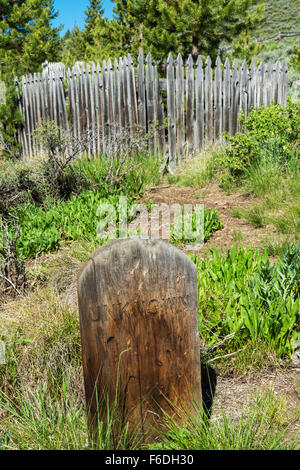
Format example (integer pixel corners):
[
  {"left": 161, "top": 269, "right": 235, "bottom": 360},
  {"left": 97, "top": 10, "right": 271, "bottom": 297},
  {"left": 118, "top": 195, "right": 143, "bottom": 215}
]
[
  {"left": 228, "top": 32, "right": 265, "bottom": 64},
  {"left": 84, "top": 0, "right": 105, "bottom": 41},
  {"left": 0, "top": 0, "right": 62, "bottom": 77},
  {"left": 112, "top": 0, "right": 148, "bottom": 56},
  {"left": 62, "top": 25, "right": 88, "bottom": 68},
  {"left": 61, "top": 0, "right": 109, "bottom": 65},
  {"left": 82, "top": 0, "right": 128, "bottom": 63},
  {"left": 83, "top": 0, "right": 118, "bottom": 62},
  {"left": 0, "top": 0, "right": 62, "bottom": 158},
  {"left": 290, "top": 43, "right": 300, "bottom": 72},
  {"left": 86, "top": 15, "right": 131, "bottom": 63},
  {"left": 112, "top": 0, "right": 266, "bottom": 63}
]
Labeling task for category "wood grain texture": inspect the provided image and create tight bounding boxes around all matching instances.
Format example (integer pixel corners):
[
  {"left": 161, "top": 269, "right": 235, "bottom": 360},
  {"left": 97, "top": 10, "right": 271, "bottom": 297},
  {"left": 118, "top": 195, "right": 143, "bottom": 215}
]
[
  {"left": 205, "top": 56, "right": 213, "bottom": 144},
  {"left": 137, "top": 53, "right": 147, "bottom": 133},
  {"left": 145, "top": 53, "right": 155, "bottom": 152},
  {"left": 17, "top": 56, "right": 288, "bottom": 159},
  {"left": 167, "top": 54, "right": 176, "bottom": 166},
  {"left": 223, "top": 58, "right": 230, "bottom": 134},
  {"left": 77, "top": 238, "right": 202, "bottom": 439},
  {"left": 176, "top": 54, "right": 185, "bottom": 159},
  {"left": 195, "top": 56, "right": 204, "bottom": 151},
  {"left": 186, "top": 54, "right": 194, "bottom": 155},
  {"left": 214, "top": 56, "right": 222, "bottom": 140},
  {"left": 154, "top": 64, "right": 166, "bottom": 155}
]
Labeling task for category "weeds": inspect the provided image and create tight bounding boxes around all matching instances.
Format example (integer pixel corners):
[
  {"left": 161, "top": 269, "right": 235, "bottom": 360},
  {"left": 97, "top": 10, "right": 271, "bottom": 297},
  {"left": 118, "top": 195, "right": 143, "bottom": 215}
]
[
  {"left": 218, "top": 102, "right": 300, "bottom": 237},
  {"left": 232, "top": 228, "right": 245, "bottom": 243},
  {"left": 0, "top": 372, "right": 297, "bottom": 450},
  {"left": 73, "top": 152, "right": 163, "bottom": 199},
  {"left": 0, "top": 100, "right": 299, "bottom": 450},
  {"left": 0, "top": 218, "right": 26, "bottom": 297},
  {"left": 170, "top": 208, "right": 224, "bottom": 246},
  {"left": 147, "top": 390, "right": 297, "bottom": 450},
  {"left": 0, "top": 376, "right": 86, "bottom": 450},
  {"left": 166, "top": 144, "right": 219, "bottom": 188},
  {"left": 192, "top": 244, "right": 300, "bottom": 360}
]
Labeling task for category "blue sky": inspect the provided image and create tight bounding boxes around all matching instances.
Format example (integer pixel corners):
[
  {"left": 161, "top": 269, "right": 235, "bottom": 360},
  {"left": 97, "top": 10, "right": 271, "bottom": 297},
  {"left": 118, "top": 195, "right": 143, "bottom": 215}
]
[{"left": 53, "top": 0, "right": 115, "bottom": 35}]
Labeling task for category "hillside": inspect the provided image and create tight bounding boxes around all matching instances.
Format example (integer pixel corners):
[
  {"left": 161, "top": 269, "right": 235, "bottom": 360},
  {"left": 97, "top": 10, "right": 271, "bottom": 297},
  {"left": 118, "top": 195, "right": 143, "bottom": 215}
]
[
  {"left": 250, "top": 0, "right": 300, "bottom": 100},
  {"left": 254, "top": 0, "right": 300, "bottom": 39}
]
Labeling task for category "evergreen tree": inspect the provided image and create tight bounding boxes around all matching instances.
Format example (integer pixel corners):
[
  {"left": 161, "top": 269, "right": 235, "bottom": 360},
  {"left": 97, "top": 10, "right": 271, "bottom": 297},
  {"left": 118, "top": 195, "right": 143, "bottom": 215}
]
[
  {"left": 227, "top": 32, "right": 265, "bottom": 64},
  {"left": 290, "top": 43, "right": 300, "bottom": 72},
  {"left": 61, "top": 1, "right": 109, "bottom": 66},
  {"left": 62, "top": 25, "right": 88, "bottom": 68},
  {"left": 84, "top": 0, "right": 104, "bottom": 41},
  {"left": 86, "top": 18, "right": 126, "bottom": 62},
  {"left": 0, "top": 0, "right": 62, "bottom": 77},
  {"left": 82, "top": 0, "right": 128, "bottom": 63},
  {"left": 112, "top": 0, "right": 147, "bottom": 56},
  {"left": 0, "top": 0, "right": 62, "bottom": 158},
  {"left": 112, "top": 0, "right": 266, "bottom": 63}
]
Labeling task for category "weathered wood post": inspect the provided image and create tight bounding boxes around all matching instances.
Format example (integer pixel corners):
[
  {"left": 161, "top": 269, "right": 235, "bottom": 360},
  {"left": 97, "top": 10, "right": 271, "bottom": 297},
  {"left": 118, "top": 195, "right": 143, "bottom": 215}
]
[{"left": 77, "top": 238, "right": 201, "bottom": 442}]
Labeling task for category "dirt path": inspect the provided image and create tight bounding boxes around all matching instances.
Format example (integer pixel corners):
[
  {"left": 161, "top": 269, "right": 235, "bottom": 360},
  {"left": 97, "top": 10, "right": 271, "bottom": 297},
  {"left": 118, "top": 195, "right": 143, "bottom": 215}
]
[
  {"left": 2, "top": 179, "right": 298, "bottom": 445},
  {"left": 142, "top": 182, "right": 278, "bottom": 257},
  {"left": 142, "top": 182, "right": 300, "bottom": 439},
  {"left": 210, "top": 367, "right": 300, "bottom": 441}
]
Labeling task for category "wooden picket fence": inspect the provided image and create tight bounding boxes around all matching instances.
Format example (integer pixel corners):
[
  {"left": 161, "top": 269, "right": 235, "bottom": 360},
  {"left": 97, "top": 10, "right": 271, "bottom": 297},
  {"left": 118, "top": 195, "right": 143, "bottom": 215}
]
[
  {"left": 0, "top": 81, "right": 5, "bottom": 105},
  {"left": 15, "top": 53, "right": 288, "bottom": 166}
]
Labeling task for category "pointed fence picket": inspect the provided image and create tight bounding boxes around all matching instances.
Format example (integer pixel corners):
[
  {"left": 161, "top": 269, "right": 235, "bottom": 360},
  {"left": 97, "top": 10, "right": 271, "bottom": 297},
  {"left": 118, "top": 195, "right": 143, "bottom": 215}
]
[{"left": 16, "top": 54, "right": 288, "bottom": 165}]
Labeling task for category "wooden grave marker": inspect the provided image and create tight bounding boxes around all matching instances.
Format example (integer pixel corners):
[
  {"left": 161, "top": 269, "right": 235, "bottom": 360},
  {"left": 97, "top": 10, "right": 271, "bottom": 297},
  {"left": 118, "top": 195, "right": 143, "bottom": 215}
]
[{"left": 77, "top": 237, "right": 202, "bottom": 441}]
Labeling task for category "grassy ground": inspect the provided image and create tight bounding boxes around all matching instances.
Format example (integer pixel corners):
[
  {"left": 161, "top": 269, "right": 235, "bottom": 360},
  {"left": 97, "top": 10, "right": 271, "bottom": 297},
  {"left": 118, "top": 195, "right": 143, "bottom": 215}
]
[
  {"left": 253, "top": 0, "right": 300, "bottom": 39},
  {"left": 0, "top": 104, "right": 299, "bottom": 450},
  {"left": 248, "top": 0, "right": 300, "bottom": 100}
]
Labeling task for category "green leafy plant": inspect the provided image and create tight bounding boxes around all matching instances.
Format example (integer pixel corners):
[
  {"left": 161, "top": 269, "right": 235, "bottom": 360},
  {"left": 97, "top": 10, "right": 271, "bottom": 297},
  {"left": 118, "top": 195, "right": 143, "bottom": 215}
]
[
  {"left": 290, "top": 43, "right": 300, "bottom": 72},
  {"left": 7, "top": 191, "right": 136, "bottom": 259},
  {"left": 218, "top": 100, "right": 300, "bottom": 185},
  {"left": 192, "top": 244, "right": 300, "bottom": 358},
  {"left": 171, "top": 208, "right": 223, "bottom": 245}
]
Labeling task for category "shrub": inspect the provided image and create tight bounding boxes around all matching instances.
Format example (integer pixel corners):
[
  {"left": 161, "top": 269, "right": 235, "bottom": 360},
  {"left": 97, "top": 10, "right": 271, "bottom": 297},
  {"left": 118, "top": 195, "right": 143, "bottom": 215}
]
[
  {"left": 73, "top": 152, "right": 163, "bottom": 199},
  {"left": 33, "top": 121, "right": 95, "bottom": 201},
  {"left": 290, "top": 44, "right": 300, "bottom": 72},
  {"left": 0, "top": 218, "right": 26, "bottom": 297},
  {"left": 218, "top": 100, "right": 300, "bottom": 183}
]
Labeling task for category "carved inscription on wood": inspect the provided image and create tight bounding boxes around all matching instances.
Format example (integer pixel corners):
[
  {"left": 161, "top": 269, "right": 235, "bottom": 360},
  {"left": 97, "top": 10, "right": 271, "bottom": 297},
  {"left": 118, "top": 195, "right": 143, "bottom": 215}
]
[{"left": 77, "top": 238, "right": 201, "bottom": 437}]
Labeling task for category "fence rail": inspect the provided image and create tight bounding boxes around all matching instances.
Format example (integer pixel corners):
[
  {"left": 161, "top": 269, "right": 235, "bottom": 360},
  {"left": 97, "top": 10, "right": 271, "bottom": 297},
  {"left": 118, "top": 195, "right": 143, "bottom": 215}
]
[{"left": 15, "top": 53, "right": 288, "bottom": 166}]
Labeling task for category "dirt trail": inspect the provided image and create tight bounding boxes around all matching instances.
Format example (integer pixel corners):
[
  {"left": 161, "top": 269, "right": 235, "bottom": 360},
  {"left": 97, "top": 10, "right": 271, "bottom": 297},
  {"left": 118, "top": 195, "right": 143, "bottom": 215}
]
[
  {"left": 210, "top": 368, "right": 300, "bottom": 440},
  {"left": 143, "top": 182, "right": 300, "bottom": 438},
  {"left": 142, "top": 182, "right": 278, "bottom": 257},
  {"left": 2, "top": 180, "right": 299, "bottom": 444}
]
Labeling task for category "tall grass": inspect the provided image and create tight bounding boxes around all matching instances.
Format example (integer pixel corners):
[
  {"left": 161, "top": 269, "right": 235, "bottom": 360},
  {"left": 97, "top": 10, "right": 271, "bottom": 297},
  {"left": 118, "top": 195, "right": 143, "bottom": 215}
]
[
  {"left": 1, "top": 374, "right": 297, "bottom": 450},
  {"left": 0, "top": 242, "right": 298, "bottom": 449},
  {"left": 166, "top": 144, "right": 220, "bottom": 188},
  {"left": 0, "top": 375, "right": 142, "bottom": 450},
  {"left": 148, "top": 390, "right": 297, "bottom": 450},
  {"left": 234, "top": 153, "right": 300, "bottom": 237},
  {"left": 218, "top": 102, "right": 300, "bottom": 239},
  {"left": 2, "top": 153, "right": 163, "bottom": 260},
  {"left": 73, "top": 152, "right": 163, "bottom": 198},
  {"left": 0, "top": 376, "right": 86, "bottom": 450}
]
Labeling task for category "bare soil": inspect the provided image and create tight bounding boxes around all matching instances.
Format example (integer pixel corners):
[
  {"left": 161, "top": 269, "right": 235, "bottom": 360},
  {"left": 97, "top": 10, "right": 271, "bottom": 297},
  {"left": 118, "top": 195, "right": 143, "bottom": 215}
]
[
  {"left": 211, "top": 368, "right": 300, "bottom": 433},
  {"left": 142, "top": 182, "right": 278, "bottom": 258},
  {"left": 1, "top": 179, "right": 299, "bottom": 446},
  {"left": 142, "top": 182, "right": 300, "bottom": 440}
]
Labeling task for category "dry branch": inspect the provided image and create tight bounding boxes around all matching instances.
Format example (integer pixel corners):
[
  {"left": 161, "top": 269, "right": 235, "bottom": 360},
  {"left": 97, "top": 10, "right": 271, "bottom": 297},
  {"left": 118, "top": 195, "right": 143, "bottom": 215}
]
[{"left": 0, "top": 218, "right": 26, "bottom": 298}]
